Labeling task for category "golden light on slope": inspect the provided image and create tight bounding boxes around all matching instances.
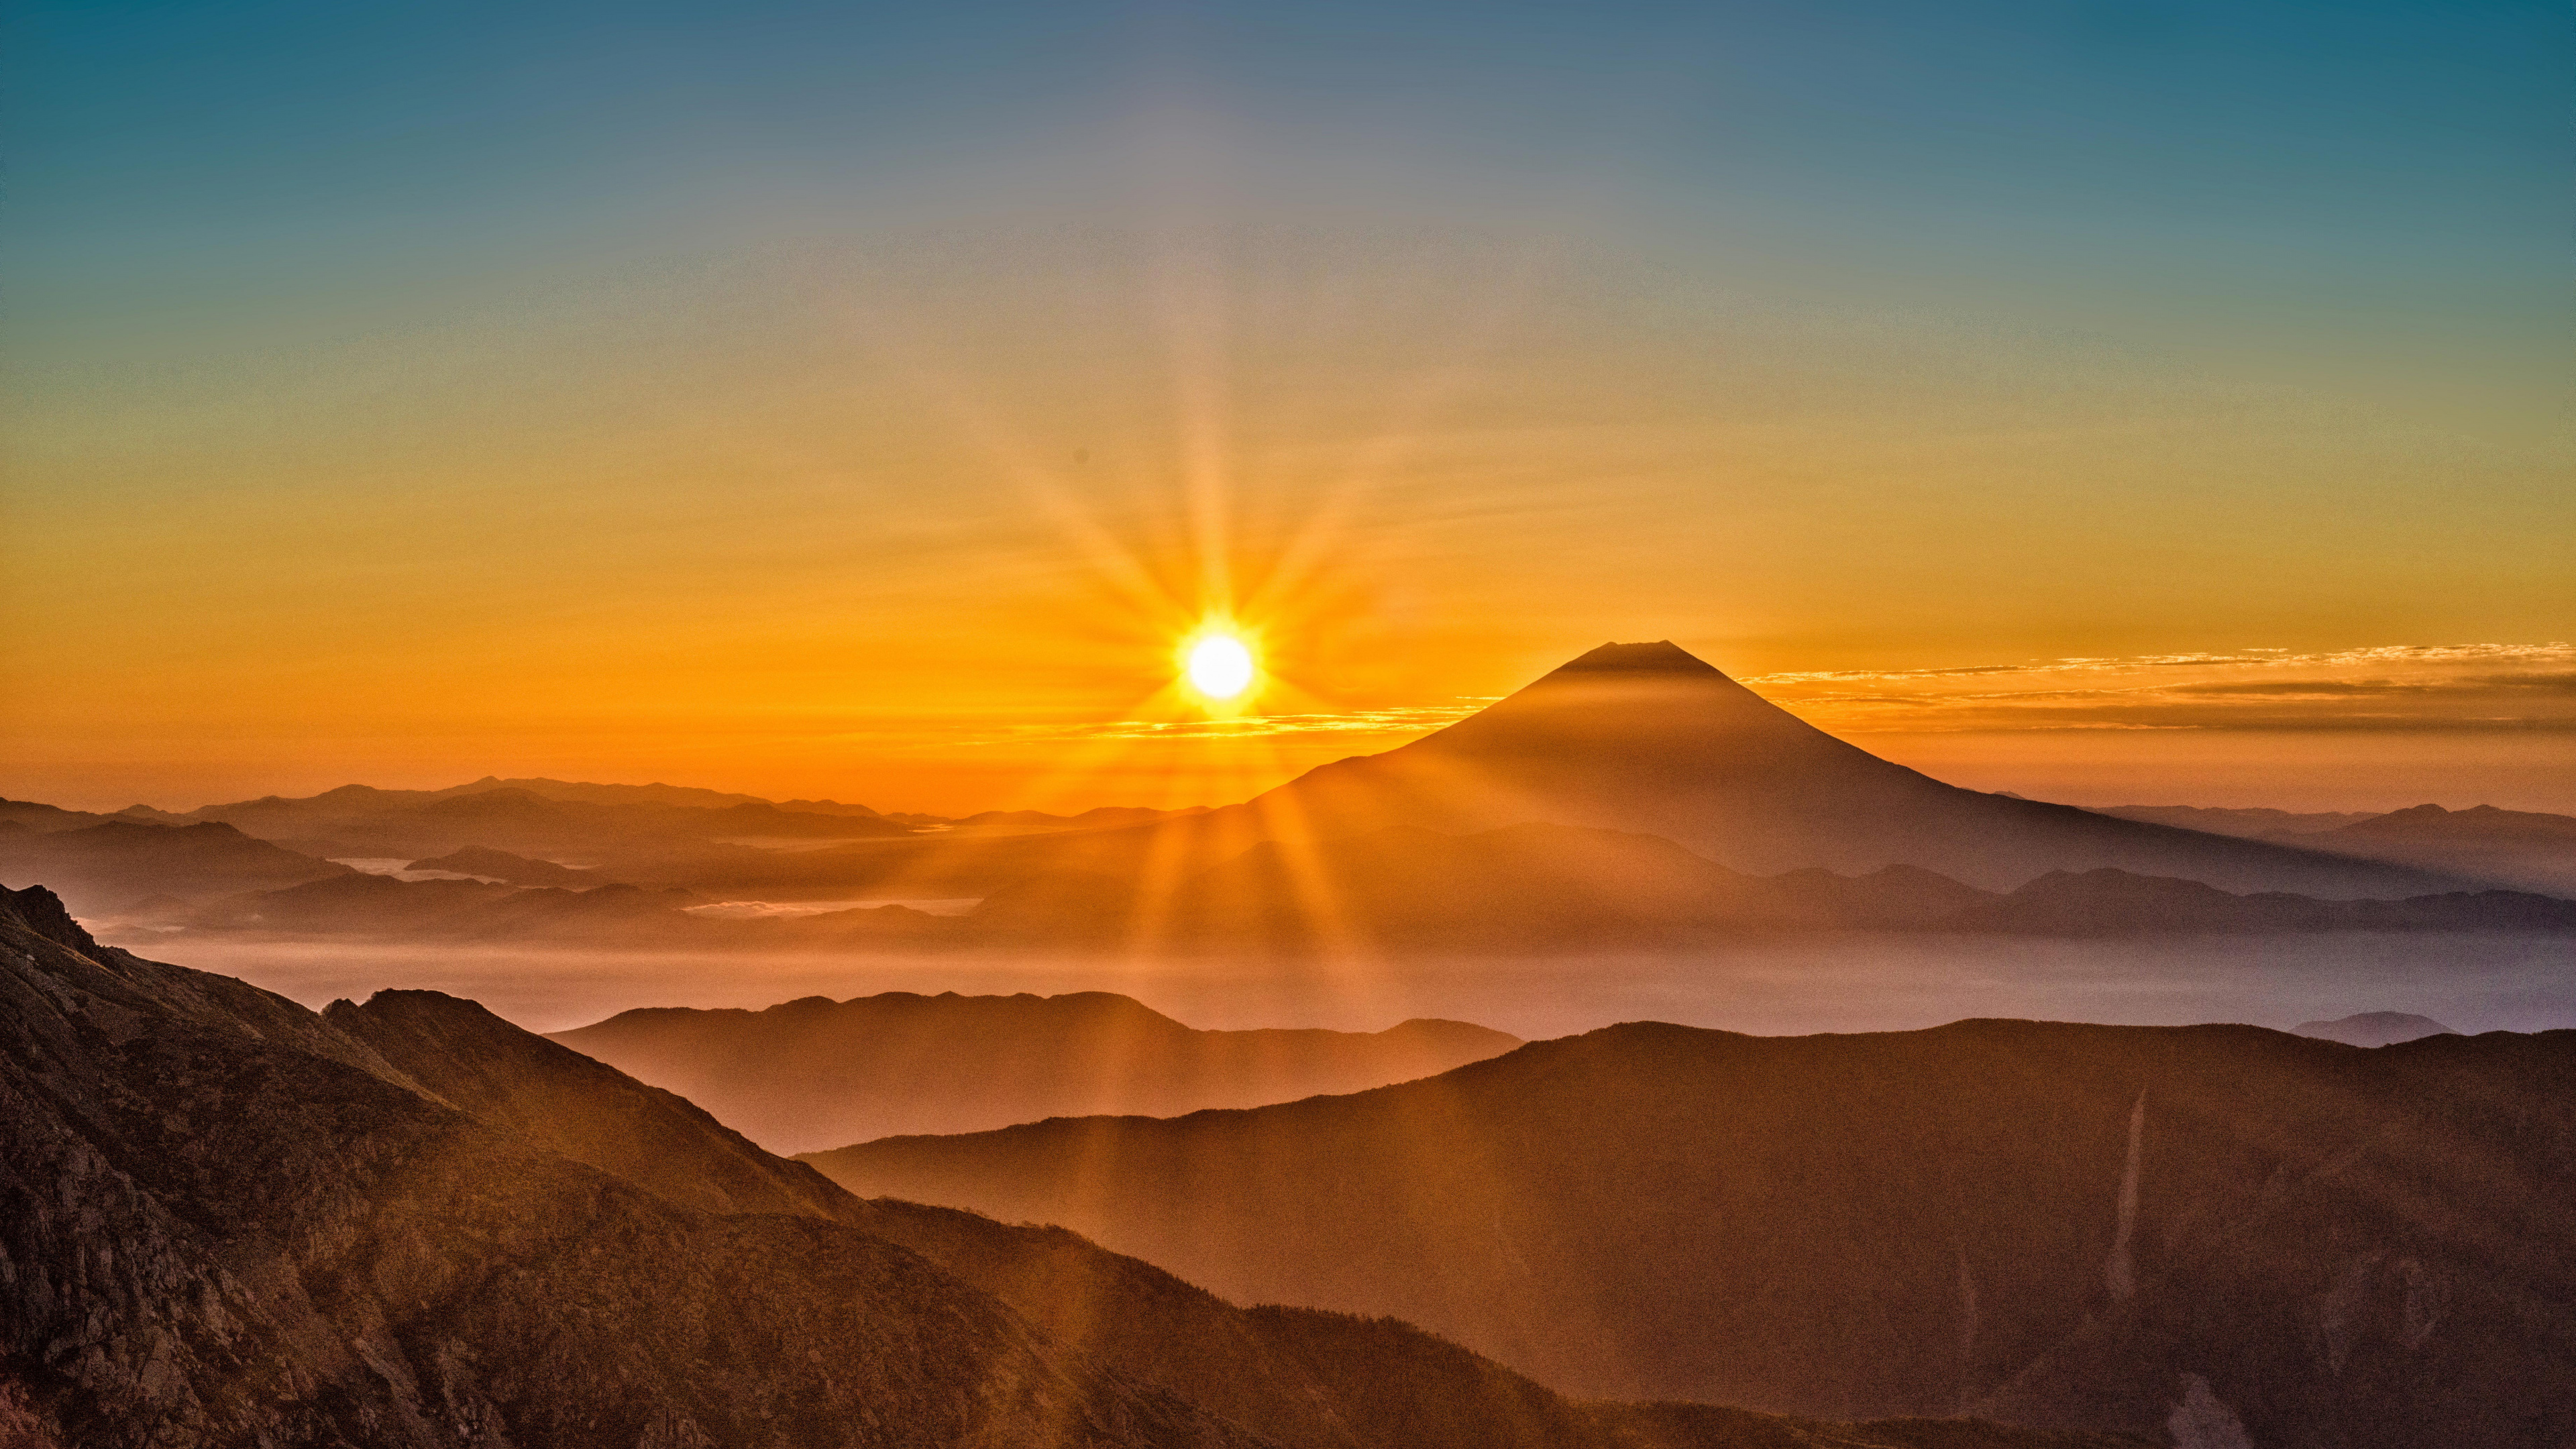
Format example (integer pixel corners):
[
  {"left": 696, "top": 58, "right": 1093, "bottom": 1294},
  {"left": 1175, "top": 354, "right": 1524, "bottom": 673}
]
[{"left": 1182, "top": 629, "right": 1258, "bottom": 702}]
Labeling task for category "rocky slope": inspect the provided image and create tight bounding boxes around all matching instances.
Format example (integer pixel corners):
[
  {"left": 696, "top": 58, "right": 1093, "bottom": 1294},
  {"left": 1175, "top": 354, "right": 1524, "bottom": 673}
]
[
  {"left": 0, "top": 885, "right": 1253, "bottom": 1449},
  {"left": 0, "top": 881, "right": 2118, "bottom": 1449}
]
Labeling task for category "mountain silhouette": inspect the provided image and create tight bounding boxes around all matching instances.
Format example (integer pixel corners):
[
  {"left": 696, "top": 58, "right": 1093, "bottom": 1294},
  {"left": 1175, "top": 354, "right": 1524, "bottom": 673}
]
[
  {"left": 178, "top": 782, "right": 915, "bottom": 861},
  {"left": 183, "top": 871, "right": 706, "bottom": 938},
  {"left": 0, "top": 818, "right": 352, "bottom": 915},
  {"left": 403, "top": 843, "right": 616, "bottom": 887},
  {"left": 1224, "top": 642, "right": 2461, "bottom": 896},
  {"left": 1155, "top": 823, "right": 1991, "bottom": 947},
  {"left": 973, "top": 824, "right": 2562, "bottom": 951},
  {"left": 127, "top": 833, "right": 2570, "bottom": 953},
  {"left": 2294, "top": 1011, "right": 2458, "bottom": 1047},
  {"left": 2303, "top": 804, "right": 2576, "bottom": 896},
  {"left": 808, "top": 1017, "right": 2576, "bottom": 1447},
  {"left": 1940, "top": 868, "right": 2576, "bottom": 934},
  {"left": 0, "top": 881, "right": 2110, "bottom": 1449},
  {"left": 551, "top": 991, "right": 1521, "bottom": 1152},
  {"left": 2094, "top": 804, "right": 2576, "bottom": 897}
]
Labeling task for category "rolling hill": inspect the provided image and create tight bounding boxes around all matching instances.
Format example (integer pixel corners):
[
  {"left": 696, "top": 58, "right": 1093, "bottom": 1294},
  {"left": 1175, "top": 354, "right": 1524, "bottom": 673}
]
[
  {"left": 0, "top": 819, "right": 352, "bottom": 916},
  {"left": 551, "top": 991, "right": 1521, "bottom": 1152},
  {"left": 808, "top": 1016, "right": 2576, "bottom": 1447}
]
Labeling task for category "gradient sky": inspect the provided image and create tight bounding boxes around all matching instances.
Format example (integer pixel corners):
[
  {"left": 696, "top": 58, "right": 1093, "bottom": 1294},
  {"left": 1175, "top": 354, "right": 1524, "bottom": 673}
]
[{"left": 5, "top": 0, "right": 2569, "bottom": 813}]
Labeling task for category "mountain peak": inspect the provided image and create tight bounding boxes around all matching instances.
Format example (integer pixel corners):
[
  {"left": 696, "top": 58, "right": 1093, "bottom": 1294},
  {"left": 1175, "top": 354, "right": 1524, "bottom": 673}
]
[
  {"left": 1552, "top": 641, "right": 1725, "bottom": 678},
  {"left": 2293, "top": 1011, "right": 2459, "bottom": 1047}
]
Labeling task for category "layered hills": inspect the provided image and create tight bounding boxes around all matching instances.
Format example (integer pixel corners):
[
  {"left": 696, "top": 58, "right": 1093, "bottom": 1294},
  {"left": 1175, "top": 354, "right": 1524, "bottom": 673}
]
[
  {"left": 807, "top": 1016, "right": 2576, "bottom": 1448},
  {"left": 551, "top": 992, "right": 1522, "bottom": 1152},
  {"left": 0, "top": 818, "right": 352, "bottom": 916},
  {"left": 18, "top": 642, "right": 2576, "bottom": 951},
  {"left": 0, "top": 881, "right": 2111, "bottom": 1449},
  {"left": 2096, "top": 802, "right": 2576, "bottom": 896},
  {"left": 971, "top": 825, "right": 2573, "bottom": 950},
  {"left": 125, "top": 824, "right": 2576, "bottom": 952},
  {"left": 405, "top": 844, "right": 613, "bottom": 886}
]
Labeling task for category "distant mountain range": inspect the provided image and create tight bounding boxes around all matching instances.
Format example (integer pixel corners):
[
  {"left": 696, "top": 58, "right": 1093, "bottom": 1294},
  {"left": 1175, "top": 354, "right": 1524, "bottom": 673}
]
[
  {"left": 8, "top": 641, "right": 2573, "bottom": 941},
  {"left": 551, "top": 992, "right": 1522, "bottom": 1152},
  {"left": 0, "top": 882, "right": 2111, "bottom": 1449},
  {"left": 2294, "top": 1011, "right": 2458, "bottom": 1047},
  {"left": 91, "top": 823, "right": 2576, "bottom": 951},
  {"left": 402, "top": 843, "right": 612, "bottom": 886},
  {"left": 2094, "top": 802, "right": 2576, "bottom": 895},
  {"left": 0, "top": 818, "right": 352, "bottom": 914},
  {"left": 806, "top": 1016, "right": 2576, "bottom": 1448},
  {"left": 971, "top": 823, "right": 2576, "bottom": 949}
]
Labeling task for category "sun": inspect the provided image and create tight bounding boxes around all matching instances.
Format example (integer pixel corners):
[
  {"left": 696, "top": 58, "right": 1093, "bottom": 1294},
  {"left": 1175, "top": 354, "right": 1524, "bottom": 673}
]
[{"left": 1183, "top": 630, "right": 1257, "bottom": 701}]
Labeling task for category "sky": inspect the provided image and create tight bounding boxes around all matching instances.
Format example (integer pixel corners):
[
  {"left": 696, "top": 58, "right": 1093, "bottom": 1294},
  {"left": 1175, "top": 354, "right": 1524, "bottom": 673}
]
[{"left": 3, "top": 0, "right": 2569, "bottom": 814}]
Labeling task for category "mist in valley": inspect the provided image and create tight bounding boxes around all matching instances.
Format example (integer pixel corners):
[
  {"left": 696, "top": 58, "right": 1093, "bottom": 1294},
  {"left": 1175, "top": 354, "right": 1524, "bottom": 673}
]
[{"left": 145, "top": 929, "right": 2575, "bottom": 1042}]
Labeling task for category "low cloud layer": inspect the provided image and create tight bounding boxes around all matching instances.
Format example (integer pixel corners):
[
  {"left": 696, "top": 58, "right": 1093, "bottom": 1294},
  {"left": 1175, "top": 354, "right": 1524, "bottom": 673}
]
[{"left": 1746, "top": 642, "right": 2576, "bottom": 735}]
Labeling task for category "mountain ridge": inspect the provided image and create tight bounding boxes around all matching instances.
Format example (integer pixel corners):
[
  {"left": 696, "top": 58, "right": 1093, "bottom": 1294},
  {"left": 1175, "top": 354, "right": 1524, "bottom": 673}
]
[
  {"left": 549, "top": 990, "right": 1523, "bottom": 1152},
  {"left": 0, "top": 879, "right": 2116, "bottom": 1449},
  {"left": 804, "top": 1014, "right": 2576, "bottom": 1446}
]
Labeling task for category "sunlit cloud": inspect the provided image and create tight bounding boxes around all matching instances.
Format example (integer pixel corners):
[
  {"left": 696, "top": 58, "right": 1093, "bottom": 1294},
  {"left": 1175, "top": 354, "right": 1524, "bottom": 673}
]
[{"left": 1748, "top": 643, "right": 2576, "bottom": 734}]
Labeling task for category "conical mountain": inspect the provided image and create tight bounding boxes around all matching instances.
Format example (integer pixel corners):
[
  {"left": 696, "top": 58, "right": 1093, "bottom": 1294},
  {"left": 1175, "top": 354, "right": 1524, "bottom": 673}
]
[{"left": 1243, "top": 641, "right": 2453, "bottom": 895}]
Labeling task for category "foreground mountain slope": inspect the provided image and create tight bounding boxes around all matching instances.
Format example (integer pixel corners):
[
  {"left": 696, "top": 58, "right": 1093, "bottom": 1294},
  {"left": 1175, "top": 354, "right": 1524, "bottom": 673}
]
[
  {"left": 1226, "top": 643, "right": 2460, "bottom": 896},
  {"left": 0, "top": 881, "right": 2111, "bottom": 1449},
  {"left": 550, "top": 991, "right": 1521, "bottom": 1152},
  {"left": 0, "top": 885, "right": 1260, "bottom": 1449},
  {"left": 809, "top": 1018, "right": 2576, "bottom": 1448}
]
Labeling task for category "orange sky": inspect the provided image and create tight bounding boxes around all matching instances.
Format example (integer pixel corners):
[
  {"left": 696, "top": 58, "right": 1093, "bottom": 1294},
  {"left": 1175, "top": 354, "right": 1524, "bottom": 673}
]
[
  {"left": 6, "top": 11, "right": 2569, "bottom": 816},
  {"left": 3, "top": 227, "right": 2568, "bottom": 814}
]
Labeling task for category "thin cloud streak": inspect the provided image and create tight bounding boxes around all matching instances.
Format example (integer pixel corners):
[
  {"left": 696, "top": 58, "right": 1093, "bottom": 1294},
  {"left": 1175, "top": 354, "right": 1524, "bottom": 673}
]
[
  {"left": 971, "top": 702, "right": 1498, "bottom": 745},
  {"left": 1750, "top": 642, "right": 2576, "bottom": 735}
]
